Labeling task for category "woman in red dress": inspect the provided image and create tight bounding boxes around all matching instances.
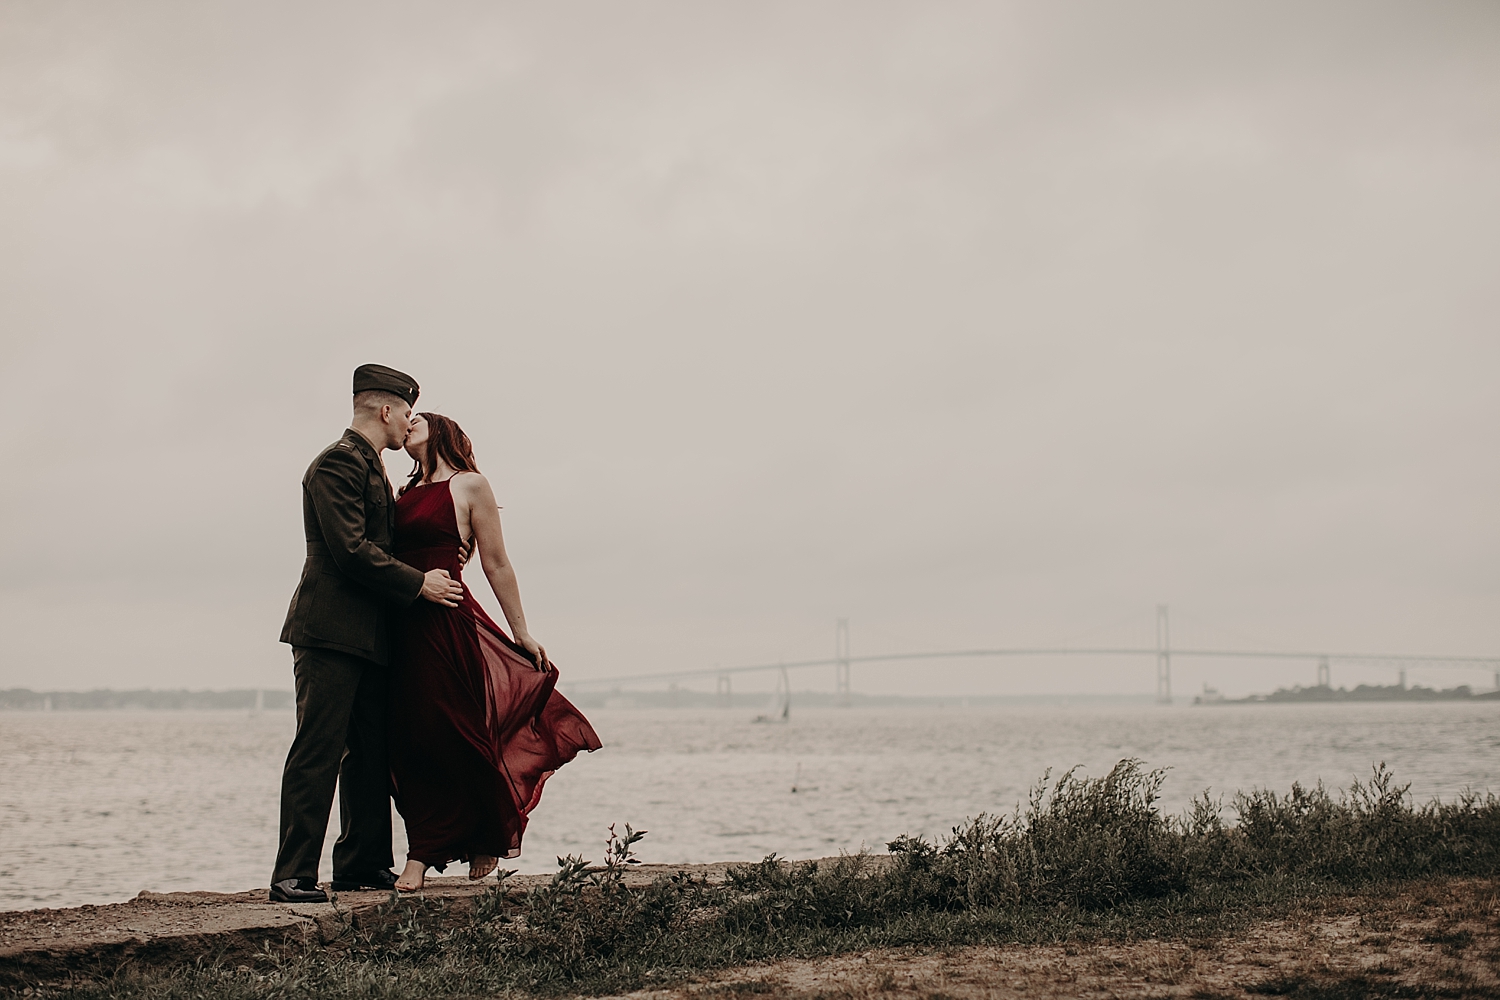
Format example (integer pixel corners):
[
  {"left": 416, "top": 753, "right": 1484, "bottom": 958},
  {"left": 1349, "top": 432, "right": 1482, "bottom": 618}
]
[{"left": 389, "top": 412, "right": 600, "bottom": 892}]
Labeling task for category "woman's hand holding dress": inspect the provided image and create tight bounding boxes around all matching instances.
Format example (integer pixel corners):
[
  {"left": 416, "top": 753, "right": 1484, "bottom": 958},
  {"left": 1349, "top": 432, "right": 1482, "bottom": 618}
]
[{"left": 513, "top": 631, "right": 548, "bottom": 671}]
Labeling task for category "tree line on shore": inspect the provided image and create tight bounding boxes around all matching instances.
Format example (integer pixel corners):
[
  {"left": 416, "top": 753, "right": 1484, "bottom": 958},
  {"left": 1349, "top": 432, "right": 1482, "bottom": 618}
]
[
  {"left": 0, "top": 688, "right": 295, "bottom": 711},
  {"left": 1205, "top": 681, "right": 1497, "bottom": 704}
]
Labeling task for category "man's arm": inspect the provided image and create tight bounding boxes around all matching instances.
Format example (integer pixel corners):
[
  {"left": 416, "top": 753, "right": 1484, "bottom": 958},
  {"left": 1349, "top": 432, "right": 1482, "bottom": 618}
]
[{"left": 306, "top": 448, "right": 426, "bottom": 606}]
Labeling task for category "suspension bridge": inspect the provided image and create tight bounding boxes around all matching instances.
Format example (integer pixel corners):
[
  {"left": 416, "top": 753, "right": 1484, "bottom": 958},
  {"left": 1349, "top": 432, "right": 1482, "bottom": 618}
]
[{"left": 561, "top": 607, "right": 1500, "bottom": 704}]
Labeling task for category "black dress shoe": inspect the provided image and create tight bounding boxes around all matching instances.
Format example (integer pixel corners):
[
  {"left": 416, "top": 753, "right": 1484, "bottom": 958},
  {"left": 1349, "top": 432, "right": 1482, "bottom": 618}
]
[
  {"left": 331, "top": 869, "right": 399, "bottom": 892},
  {"left": 269, "top": 877, "right": 328, "bottom": 903}
]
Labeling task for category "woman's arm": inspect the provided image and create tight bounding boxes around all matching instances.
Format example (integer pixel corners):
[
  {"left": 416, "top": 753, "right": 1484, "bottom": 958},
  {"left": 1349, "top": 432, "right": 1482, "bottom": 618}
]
[{"left": 455, "top": 473, "right": 547, "bottom": 669}]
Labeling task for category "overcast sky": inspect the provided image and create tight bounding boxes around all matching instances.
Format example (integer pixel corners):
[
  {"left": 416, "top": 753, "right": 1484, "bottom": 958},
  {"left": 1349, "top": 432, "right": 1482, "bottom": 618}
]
[{"left": 1, "top": 2, "right": 1496, "bottom": 698}]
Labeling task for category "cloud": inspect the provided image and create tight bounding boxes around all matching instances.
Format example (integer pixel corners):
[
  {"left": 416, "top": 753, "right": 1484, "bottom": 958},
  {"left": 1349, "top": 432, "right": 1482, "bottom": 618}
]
[{"left": 0, "top": 2, "right": 1496, "bottom": 695}]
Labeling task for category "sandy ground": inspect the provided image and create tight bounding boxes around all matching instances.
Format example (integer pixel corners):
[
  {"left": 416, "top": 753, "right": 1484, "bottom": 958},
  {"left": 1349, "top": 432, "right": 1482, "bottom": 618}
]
[{"left": 605, "top": 880, "right": 1500, "bottom": 1000}]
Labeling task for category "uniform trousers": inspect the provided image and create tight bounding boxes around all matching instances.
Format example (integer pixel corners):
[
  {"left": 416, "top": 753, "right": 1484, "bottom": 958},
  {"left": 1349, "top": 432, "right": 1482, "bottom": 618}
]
[{"left": 271, "top": 646, "right": 393, "bottom": 884}]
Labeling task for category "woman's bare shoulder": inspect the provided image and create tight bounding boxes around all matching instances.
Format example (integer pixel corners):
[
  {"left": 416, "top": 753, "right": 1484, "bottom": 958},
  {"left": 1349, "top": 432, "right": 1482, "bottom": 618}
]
[{"left": 449, "top": 470, "right": 495, "bottom": 499}]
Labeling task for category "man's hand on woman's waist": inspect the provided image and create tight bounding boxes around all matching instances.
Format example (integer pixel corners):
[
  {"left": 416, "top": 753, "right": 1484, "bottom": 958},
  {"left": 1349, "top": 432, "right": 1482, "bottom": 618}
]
[{"left": 421, "top": 569, "right": 464, "bottom": 607}]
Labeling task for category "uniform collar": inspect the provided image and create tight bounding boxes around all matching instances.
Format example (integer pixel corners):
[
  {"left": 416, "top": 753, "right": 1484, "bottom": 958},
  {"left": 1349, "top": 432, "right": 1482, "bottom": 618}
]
[{"left": 342, "top": 427, "right": 384, "bottom": 466}]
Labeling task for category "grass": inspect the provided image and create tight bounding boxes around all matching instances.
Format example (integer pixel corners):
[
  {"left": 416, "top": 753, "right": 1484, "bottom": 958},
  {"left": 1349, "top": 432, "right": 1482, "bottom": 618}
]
[{"left": 41, "top": 761, "right": 1500, "bottom": 999}]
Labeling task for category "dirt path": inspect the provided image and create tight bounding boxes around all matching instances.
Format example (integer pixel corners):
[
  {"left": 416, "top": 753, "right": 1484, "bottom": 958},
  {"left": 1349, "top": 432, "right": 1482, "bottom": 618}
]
[{"left": 605, "top": 880, "right": 1500, "bottom": 999}]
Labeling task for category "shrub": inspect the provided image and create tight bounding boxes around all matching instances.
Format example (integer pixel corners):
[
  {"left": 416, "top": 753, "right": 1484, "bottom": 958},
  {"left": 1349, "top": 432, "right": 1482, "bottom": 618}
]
[
  {"left": 1227, "top": 763, "right": 1500, "bottom": 881},
  {"left": 886, "top": 759, "right": 1188, "bottom": 910}
]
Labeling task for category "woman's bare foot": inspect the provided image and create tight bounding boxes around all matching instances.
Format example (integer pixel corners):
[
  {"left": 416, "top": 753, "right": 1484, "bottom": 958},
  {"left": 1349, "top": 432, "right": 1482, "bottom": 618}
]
[
  {"left": 469, "top": 855, "right": 498, "bottom": 881},
  {"left": 396, "top": 859, "right": 426, "bottom": 893}
]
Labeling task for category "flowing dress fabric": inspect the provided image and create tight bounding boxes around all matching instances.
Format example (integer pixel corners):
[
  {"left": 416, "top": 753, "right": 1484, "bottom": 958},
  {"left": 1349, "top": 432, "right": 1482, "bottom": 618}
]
[{"left": 390, "top": 480, "right": 600, "bottom": 867}]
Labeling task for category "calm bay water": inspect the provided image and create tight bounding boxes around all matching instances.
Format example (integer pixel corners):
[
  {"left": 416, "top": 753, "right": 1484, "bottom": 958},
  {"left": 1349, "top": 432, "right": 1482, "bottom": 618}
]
[{"left": 2, "top": 701, "right": 1498, "bottom": 912}]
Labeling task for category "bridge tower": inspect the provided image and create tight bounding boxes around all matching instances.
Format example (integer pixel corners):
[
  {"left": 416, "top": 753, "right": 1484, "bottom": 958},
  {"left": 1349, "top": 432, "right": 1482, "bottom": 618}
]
[
  {"left": 1155, "top": 605, "right": 1172, "bottom": 704},
  {"left": 835, "top": 618, "right": 851, "bottom": 707}
]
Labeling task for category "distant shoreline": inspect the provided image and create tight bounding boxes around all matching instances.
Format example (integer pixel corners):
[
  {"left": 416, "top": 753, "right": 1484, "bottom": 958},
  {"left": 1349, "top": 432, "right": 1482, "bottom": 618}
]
[
  {"left": 5, "top": 685, "right": 1498, "bottom": 711},
  {"left": 1195, "top": 681, "right": 1499, "bottom": 705},
  {"left": 0, "top": 688, "right": 1162, "bottom": 711},
  {"left": 0, "top": 688, "right": 295, "bottom": 711}
]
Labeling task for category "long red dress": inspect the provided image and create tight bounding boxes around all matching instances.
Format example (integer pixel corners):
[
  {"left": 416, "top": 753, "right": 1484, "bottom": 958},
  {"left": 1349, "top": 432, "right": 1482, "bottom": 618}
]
[{"left": 389, "top": 479, "right": 601, "bottom": 868}]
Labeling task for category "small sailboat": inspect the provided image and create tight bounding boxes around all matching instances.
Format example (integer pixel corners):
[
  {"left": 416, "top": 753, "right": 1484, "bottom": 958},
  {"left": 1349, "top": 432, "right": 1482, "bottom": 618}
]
[{"left": 752, "top": 665, "right": 791, "bottom": 723}]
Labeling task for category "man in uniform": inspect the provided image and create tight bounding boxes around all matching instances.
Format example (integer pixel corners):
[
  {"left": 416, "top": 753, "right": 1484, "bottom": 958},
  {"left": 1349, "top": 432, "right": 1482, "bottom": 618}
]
[{"left": 270, "top": 364, "right": 465, "bottom": 904}]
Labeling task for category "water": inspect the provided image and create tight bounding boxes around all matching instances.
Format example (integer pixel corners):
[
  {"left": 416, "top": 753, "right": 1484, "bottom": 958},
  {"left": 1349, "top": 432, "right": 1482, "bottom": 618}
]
[{"left": 2, "top": 701, "right": 1498, "bottom": 912}]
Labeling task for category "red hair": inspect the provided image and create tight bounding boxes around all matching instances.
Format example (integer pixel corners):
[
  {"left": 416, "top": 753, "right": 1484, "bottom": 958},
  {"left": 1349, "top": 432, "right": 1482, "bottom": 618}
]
[{"left": 401, "top": 412, "right": 479, "bottom": 495}]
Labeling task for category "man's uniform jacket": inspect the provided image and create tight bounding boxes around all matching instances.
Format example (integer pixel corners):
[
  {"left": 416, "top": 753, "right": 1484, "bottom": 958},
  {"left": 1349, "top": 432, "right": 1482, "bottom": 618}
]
[{"left": 280, "top": 429, "right": 426, "bottom": 665}]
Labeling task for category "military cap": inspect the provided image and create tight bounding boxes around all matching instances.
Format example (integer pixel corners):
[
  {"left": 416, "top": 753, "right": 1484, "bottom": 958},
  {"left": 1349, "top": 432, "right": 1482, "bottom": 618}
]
[{"left": 352, "top": 364, "right": 419, "bottom": 406}]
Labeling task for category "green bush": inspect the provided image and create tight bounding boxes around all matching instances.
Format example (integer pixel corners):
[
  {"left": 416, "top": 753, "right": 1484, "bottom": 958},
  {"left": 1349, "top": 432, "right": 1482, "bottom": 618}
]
[
  {"left": 1228, "top": 764, "right": 1500, "bottom": 880},
  {"left": 885, "top": 759, "right": 1189, "bottom": 910}
]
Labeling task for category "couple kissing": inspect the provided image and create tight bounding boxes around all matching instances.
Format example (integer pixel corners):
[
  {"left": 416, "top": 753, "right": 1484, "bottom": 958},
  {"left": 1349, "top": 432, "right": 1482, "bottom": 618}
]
[{"left": 269, "top": 363, "right": 600, "bottom": 904}]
